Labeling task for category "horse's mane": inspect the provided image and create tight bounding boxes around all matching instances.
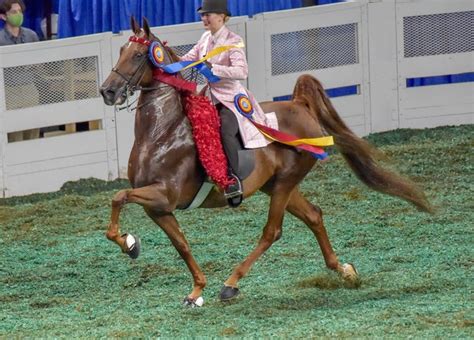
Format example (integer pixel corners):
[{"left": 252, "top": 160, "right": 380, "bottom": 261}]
[{"left": 164, "top": 45, "right": 181, "bottom": 63}]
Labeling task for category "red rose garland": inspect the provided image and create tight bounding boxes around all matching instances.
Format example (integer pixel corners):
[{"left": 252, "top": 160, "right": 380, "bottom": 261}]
[{"left": 183, "top": 94, "right": 235, "bottom": 189}]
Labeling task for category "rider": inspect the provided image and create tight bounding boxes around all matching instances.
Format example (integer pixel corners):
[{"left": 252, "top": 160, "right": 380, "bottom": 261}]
[{"left": 181, "top": 0, "right": 277, "bottom": 204}]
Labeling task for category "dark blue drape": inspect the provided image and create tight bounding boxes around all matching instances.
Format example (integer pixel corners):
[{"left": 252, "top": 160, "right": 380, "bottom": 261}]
[
  {"left": 316, "top": 0, "right": 344, "bottom": 4},
  {"left": 57, "top": 0, "right": 309, "bottom": 38},
  {"left": 407, "top": 72, "right": 474, "bottom": 88},
  {"left": 0, "top": 0, "right": 343, "bottom": 39}
]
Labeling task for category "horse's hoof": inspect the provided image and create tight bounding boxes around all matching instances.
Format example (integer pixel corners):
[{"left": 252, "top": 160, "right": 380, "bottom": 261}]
[
  {"left": 183, "top": 296, "right": 204, "bottom": 308},
  {"left": 123, "top": 233, "right": 141, "bottom": 259},
  {"left": 219, "top": 285, "right": 240, "bottom": 301},
  {"left": 341, "top": 263, "right": 359, "bottom": 286}
]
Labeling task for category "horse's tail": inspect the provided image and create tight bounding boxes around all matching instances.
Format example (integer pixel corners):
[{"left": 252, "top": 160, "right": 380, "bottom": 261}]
[{"left": 292, "top": 74, "right": 433, "bottom": 213}]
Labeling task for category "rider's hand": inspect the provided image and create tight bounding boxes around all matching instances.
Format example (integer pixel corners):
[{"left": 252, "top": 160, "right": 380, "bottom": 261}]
[{"left": 204, "top": 61, "right": 213, "bottom": 70}]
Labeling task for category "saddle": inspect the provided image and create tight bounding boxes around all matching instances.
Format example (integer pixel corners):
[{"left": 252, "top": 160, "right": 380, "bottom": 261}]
[
  {"left": 187, "top": 129, "right": 255, "bottom": 210},
  {"left": 183, "top": 93, "right": 255, "bottom": 209},
  {"left": 231, "top": 136, "right": 255, "bottom": 182}
]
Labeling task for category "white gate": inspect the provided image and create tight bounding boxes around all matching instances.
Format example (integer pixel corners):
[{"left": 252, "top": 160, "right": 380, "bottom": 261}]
[
  {"left": 395, "top": 0, "right": 474, "bottom": 128},
  {"left": 1, "top": 0, "right": 473, "bottom": 197},
  {"left": 0, "top": 33, "right": 116, "bottom": 197}
]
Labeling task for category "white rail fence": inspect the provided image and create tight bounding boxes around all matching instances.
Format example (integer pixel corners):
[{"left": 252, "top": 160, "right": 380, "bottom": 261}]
[{"left": 0, "top": 0, "right": 472, "bottom": 197}]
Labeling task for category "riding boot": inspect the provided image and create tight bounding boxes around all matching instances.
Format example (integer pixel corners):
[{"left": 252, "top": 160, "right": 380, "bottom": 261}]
[{"left": 218, "top": 104, "right": 243, "bottom": 207}]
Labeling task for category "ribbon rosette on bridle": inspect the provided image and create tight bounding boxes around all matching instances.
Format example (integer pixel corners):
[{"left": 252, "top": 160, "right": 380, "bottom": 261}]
[{"left": 149, "top": 41, "right": 165, "bottom": 67}]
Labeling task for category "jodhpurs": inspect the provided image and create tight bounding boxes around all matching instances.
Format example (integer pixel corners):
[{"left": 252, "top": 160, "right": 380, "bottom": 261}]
[{"left": 217, "top": 104, "right": 240, "bottom": 175}]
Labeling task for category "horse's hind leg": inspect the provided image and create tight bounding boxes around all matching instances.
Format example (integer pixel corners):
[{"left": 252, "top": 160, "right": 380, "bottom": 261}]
[
  {"left": 286, "top": 189, "right": 358, "bottom": 283},
  {"left": 220, "top": 189, "right": 292, "bottom": 300}
]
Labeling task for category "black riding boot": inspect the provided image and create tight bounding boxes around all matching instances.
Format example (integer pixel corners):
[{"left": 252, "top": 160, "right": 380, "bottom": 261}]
[{"left": 218, "top": 105, "right": 243, "bottom": 207}]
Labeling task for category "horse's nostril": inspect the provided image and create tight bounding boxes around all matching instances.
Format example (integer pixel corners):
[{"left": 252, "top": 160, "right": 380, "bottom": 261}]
[
  {"left": 100, "top": 87, "right": 115, "bottom": 99},
  {"left": 99, "top": 86, "right": 118, "bottom": 105}
]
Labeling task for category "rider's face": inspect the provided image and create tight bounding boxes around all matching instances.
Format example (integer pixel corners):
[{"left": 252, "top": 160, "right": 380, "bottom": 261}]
[{"left": 200, "top": 13, "right": 225, "bottom": 33}]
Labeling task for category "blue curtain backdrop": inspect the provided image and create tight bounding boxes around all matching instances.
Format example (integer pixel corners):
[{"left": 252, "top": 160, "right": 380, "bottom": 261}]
[
  {"left": 0, "top": 0, "right": 344, "bottom": 38},
  {"left": 56, "top": 0, "right": 310, "bottom": 38}
]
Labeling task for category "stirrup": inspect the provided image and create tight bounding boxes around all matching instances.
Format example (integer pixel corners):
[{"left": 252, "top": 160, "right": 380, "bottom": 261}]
[
  {"left": 224, "top": 174, "right": 243, "bottom": 199},
  {"left": 224, "top": 174, "right": 243, "bottom": 208}
]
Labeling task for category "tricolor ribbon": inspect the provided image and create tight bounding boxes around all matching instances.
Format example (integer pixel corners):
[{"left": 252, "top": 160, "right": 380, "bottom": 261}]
[
  {"left": 253, "top": 122, "right": 333, "bottom": 160},
  {"left": 234, "top": 93, "right": 334, "bottom": 160}
]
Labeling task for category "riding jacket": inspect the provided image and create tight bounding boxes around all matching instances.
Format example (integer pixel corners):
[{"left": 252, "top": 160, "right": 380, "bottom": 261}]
[{"left": 181, "top": 25, "right": 277, "bottom": 148}]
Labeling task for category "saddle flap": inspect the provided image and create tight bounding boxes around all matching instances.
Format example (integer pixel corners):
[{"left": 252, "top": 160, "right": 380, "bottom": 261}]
[{"left": 237, "top": 149, "right": 255, "bottom": 181}]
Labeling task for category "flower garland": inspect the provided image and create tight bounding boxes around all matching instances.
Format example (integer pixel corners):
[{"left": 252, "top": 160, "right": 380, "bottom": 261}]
[{"left": 183, "top": 94, "right": 235, "bottom": 189}]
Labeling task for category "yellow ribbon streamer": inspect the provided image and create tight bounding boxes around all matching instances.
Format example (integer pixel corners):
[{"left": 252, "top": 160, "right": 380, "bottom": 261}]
[
  {"left": 283, "top": 136, "right": 334, "bottom": 147},
  {"left": 182, "top": 42, "right": 245, "bottom": 70},
  {"left": 258, "top": 131, "right": 334, "bottom": 148}
]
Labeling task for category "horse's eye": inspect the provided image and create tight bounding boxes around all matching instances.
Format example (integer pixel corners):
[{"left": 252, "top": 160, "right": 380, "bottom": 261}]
[{"left": 135, "top": 52, "right": 144, "bottom": 59}]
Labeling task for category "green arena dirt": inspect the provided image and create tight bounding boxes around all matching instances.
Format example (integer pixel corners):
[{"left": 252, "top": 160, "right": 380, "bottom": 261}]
[{"left": 0, "top": 125, "right": 473, "bottom": 337}]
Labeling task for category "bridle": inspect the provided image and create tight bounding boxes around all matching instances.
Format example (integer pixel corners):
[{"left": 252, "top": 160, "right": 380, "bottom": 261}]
[{"left": 113, "top": 35, "right": 171, "bottom": 111}]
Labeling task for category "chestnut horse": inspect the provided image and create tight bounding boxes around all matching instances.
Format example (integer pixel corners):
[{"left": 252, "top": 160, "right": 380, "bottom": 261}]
[{"left": 99, "top": 18, "right": 432, "bottom": 307}]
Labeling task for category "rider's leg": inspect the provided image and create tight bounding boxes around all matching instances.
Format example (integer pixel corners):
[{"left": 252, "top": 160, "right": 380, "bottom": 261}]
[
  {"left": 218, "top": 104, "right": 243, "bottom": 205},
  {"left": 218, "top": 104, "right": 240, "bottom": 175}
]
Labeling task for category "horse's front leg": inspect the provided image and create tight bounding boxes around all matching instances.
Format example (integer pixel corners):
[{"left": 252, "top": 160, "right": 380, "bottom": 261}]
[
  {"left": 106, "top": 183, "right": 175, "bottom": 256},
  {"left": 106, "top": 184, "right": 206, "bottom": 307},
  {"left": 144, "top": 210, "right": 206, "bottom": 307}
]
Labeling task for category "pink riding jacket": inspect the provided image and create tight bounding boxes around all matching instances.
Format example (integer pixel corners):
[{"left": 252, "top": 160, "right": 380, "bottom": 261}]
[{"left": 181, "top": 25, "right": 277, "bottom": 149}]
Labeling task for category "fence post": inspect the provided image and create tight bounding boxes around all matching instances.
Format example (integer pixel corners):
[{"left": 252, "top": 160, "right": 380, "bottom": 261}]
[
  {"left": 0, "top": 64, "right": 5, "bottom": 198},
  {"left": 367, "top": 0, "right": 401, "bottom": 133},
  {"left": 246, "top": 14, "right": 269, "bottom": 102},
  {"left": 99, "top": 33, "right": 119, "bottom": 181}
]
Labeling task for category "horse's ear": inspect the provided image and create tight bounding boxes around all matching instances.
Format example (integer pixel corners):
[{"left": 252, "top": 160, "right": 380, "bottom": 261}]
[
  {"left": 130, "top": 16, "right": 140, "bottom": 34},
  {"left": 143, "top": 17, "right": 151, "bottom": 37}
]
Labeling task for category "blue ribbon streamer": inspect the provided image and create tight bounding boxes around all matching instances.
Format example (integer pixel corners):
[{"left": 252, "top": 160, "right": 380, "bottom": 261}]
[{"left": 162, "top": 61, "right": 221, "bottom": 83}]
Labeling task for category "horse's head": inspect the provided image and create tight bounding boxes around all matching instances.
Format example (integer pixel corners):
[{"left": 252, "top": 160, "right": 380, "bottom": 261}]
[{"left": 100, "top": 17, "right": 173, "bottom": 106}]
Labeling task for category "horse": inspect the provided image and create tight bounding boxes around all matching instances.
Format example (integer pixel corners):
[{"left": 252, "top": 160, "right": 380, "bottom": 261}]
[{"left": 99, "top": 17, "right": 432, "bottom": 307}]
